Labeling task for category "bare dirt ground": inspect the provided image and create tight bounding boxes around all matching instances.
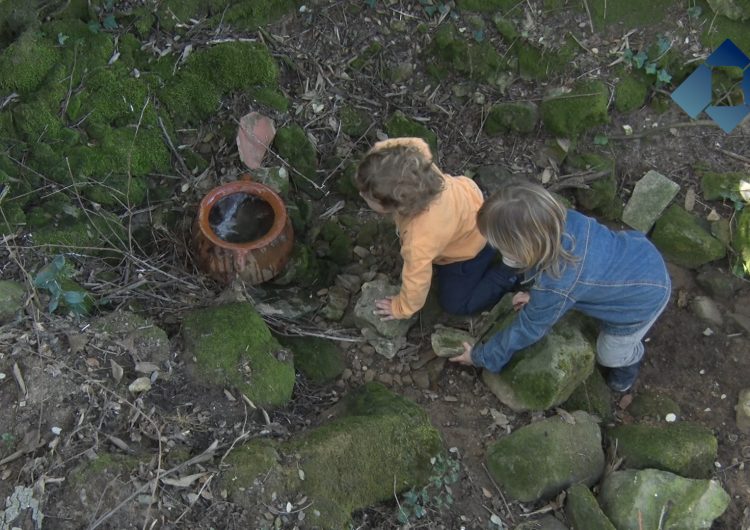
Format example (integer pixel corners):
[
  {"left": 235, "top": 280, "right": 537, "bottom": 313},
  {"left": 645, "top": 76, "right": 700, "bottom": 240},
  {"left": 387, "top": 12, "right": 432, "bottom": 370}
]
[{"left": 1, "top": 0, "right": 750, "bottom": 528}]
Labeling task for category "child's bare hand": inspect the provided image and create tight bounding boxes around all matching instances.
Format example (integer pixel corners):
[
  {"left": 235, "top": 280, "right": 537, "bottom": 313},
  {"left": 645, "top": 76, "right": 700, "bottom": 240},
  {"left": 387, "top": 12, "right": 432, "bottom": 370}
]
[
  {"left": 448, "top": 342, "right": 474, "bottom": 366},
  {"left": 512, "top": 291, "right": 530, "bottom": 311},
  {"left": 374, "top": 297, "right": 396, "bottom": 321}
]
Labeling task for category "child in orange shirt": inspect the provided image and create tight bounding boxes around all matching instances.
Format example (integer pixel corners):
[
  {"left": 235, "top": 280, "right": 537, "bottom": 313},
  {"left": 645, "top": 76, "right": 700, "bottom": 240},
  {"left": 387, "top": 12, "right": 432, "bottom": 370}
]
[{"left": 353, "top": 137, "right": 519, "bottom": 320}]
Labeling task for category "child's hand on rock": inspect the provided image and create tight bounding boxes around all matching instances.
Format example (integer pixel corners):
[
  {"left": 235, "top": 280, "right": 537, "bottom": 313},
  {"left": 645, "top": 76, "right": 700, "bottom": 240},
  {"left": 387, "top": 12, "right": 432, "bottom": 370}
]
[
  {"left": 448, "top": 342, "right": 474, "bottom": 366},
  {"left": 374, "top": 297, "right": 396, "bottom": 321},
  {"left": 512, "top": 291, "right": 530, "bottom": 311}
]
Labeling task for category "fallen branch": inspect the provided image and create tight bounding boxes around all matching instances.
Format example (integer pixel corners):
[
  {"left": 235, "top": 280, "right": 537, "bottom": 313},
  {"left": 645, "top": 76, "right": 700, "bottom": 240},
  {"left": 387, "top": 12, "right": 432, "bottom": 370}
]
[{"left": 549, "top": 169, "right": 611, "bottom": 192}]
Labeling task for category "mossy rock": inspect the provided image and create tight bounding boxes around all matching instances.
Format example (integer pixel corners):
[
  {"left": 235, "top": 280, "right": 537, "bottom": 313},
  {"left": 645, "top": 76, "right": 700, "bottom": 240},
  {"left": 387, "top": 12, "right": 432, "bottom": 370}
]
[
  {"left": 181, "top": 302, "right": 295, "bottom": 408},
  {"left": 599, "top": 469, "right": 730, "bottom": 529},
  {"left": 278, "top": 336, "right": 344, "bottom": 384},
  {"left": 614, "top": 74, "right": 649, "bottom": 113},
  {"left": 320, "top": 219, "right": 353, "bottom": 266},
  {"left": 482, "top": 313, "right": 596, "bottom": 411},
  {"left": 159, "top": 71, "right": 221, "bottom": 125},
  {"left": 0, "top": 30, "right": 58, "bottom": 95},
  {"left": 734, "top": 207, "right": 750, "bottom": 277},
  {"left": 493, "top": 14, "right": 519, "bottom": 41},
  {"left": 28, "top": 199, "right": 127, "bottom": 252},
  {"left": 217, "top": 0, "right": 300, "bottom": 30},
  {"left": 567, "top": 153, "right": 622, "bottom": 220},
  {"left": 456, "top": 0, "right": 519, "bottom": 12},
  {"left": 384, "top": 111, "right": 438, "bottom": 158},
  {"left": 517, "top": 38, "right": 576, "bottom": 81},
  {"left": 608, "top": 422, "right": 717, "bottom": 479},
  {"left": 220, "top": 382, "right": 443, "bottom": 529},
  {"left": 651, "top": 205, "right": 726, "bottom": 269},
  {"left": 541, "top": 80, "right": 609, "bottom": 138},
  {"left": 340, "top": 104, "right": 372, "bottom": 138},
  {"left": 248, "top": 86, "right": 289, "bottom": 112},
  {"left": 699, "top": 170, "right": 748, "bottom": 201},
  {"left": 274, "top": 124, "right": 320, "bottom": 198},
  {"left": 707, "top": 0, "right": 750, "bottom": 20},
  {"left": 484, "top": 102, "right": 539, "bottom": 135},
  {"left": 487, "top": 411, "right": 604, "bottom": 502},
  {"left": 427, "top": 23, "right": 511, "bottom": 86},
  {"left": 628, "top": 390, "right": 681, "bottom": 420},
  {"left": 562, "top": 368, "right": 613, "bottom": 421},
  {"left": 0, "top": 200, "right": 26, "bottom": 235},
  {"left": 566, "top": 483, "right": 616, "bottom": 530}
]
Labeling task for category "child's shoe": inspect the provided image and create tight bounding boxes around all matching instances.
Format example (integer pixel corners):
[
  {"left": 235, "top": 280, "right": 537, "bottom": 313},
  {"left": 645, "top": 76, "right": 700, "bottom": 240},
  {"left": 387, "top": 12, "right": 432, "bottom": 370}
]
[{"left": 607, "top": 361, "right": 641, "bottom": 392}]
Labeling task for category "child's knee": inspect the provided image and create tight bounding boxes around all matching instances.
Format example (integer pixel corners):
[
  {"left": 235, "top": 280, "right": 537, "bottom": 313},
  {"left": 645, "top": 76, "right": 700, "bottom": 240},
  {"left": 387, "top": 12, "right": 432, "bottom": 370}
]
[{"left": 596, "top": 333, "right": 644, "bottom": 367}]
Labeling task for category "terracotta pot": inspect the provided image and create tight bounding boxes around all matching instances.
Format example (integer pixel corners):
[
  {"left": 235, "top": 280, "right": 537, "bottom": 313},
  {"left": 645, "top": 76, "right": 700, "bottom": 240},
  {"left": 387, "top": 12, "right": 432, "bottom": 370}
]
[{"left": 193, "top": 177, "right": 293, "bottom": 285}]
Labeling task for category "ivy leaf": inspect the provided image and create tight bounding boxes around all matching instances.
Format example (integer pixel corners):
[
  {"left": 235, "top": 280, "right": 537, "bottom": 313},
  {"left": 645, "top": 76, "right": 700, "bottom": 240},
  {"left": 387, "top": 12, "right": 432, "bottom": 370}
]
[
  {"left": 657, "top": 35, "right": 671, "bottom": 55},
  {"left": 473, "top": 30, "right": 485, "bottom": 42},
  {"left": 414, "top": 505, "right": 426, "bottom": 518},
  {"left": 63, "top": 291, "right": 86, "bottom": 305},
  {"left": 397, "top": 509, "right": 409, "bottom": 524},
  {"left": 623, "top": 48, "right": 634, "bottom": 62},
  {"left": 424, "top": 5, "right": 436, "bottom": 16},
  {"left": 87, "top": 20, "right": 101, "bottom": 33},
  {"left": 633, "top": 51, "right": 648, "bottom": 69},
  {"left": 593, "top": 134, "right": 609, "bottom": 146},
  {"left": 48, "top": 293, "right": 60, "bottom": 314},
  {"left": 57, "top": 32, "right": 69, "bottom": 45},
  {"left": 103, "top": 14, "right": 118, "bottom": 30},
  {"left": 438, "top": 3, "right": 450, "bottom": 14},
  {"left": 645, "top": 62, "right": 657, "bottom": 75},
  {"left": 657, "top": 69, "right": 672, "bottom": 84}
]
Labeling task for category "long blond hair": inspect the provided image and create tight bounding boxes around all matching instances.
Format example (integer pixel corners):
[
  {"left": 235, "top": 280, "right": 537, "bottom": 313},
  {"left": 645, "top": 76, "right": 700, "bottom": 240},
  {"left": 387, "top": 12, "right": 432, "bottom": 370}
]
[
  {"left": 477, "top": 179, "right": 575, "bottom": 277},
  {"left": 354, "top": 138, "right": 444, "bottom": 218}
]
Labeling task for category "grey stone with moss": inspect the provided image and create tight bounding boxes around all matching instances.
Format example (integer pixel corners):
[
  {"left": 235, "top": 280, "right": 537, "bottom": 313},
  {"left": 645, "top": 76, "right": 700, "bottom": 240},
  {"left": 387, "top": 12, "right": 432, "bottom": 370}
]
[
  {"left": 486, "top": 411, "right": 604, "bottom": 502},
  {"left": 734, "top": 207, "right": 750, "bottom": 276},
  {"left": 540, "top": 80, "right": 609, "bottom": 138},
  {"left": 696, "top": 269, "right": 741, "bottom": 299},
  {"left": 651, "top": 205, "right": 726, "bottom": 269},
  {"left": 385, "top": 111, "right": 438, "bottom": 158},
  {"left": 219, "top": 383, "right": 442, "bottom": 530},
  {"left": 517, "top": 39, "right": 576, "bottom": 81},
  {"left": 615, "top": 75, "right": 649, "bottom": 113},
  {"left": 92, "top": 311, "right": 170, "bottom": 364},
  {"left": 278, "top": 336, "right": 344, "bottom": 385},
  {"left": 431, "top": 325, "right": 474, "bottom": 358},
  {"left": 628, "top": 390, "right": 681, "bottom": 420},
  {"left": 340, "top": 105, "right": 372, "bottom": 138},
  {"left": 322, "top": 285, "right": 350, "bottom": 321},
  {"left": 599, "top": 469, "right": 729, "bottom": 529},
  {"left": 182, "top": 302, "right": 295, "bottom": 408},
  {"left": 493, "top": 14, "right": 518, "bottom": 40},
  {"left": 567, "top": 153, "right": 622, "bottom": 220},
  {"left": 320, "top": 219, "right": 353, "bottom": 266},
  {"left": 700, "top": 170, "right": 748, "bottom": 201},
  {"left": 354, "top": 278, "right": 416, "bottom": 359},
  {"left": 484, "top": 102, "right": 538, "bottom": 135},
  {"left": 482, "top": 313, "right": 595, "bottom": 412},
  {"left": 607, "top": 422, "right": 717, "bottom": 479},
  {"left": 514, "top": 515, "right": 569, "bottom": 529},
  {"left": 566, "top": 484, "right": 616, "bottom": 530},
  {"left": 737, "top": 388, "right": 750, "bottom": 432},
  {"left": 0, "top": 280, "right": 26, "bottom": 324},
  {"left": 562, "top": 368, "right": 613, "bottom": 421},
  {"left": 622, "top": 170, "right": 679, "bottom": 233},
  {"left": 252, "top": 166, "right": 289, "bottom": 197}
]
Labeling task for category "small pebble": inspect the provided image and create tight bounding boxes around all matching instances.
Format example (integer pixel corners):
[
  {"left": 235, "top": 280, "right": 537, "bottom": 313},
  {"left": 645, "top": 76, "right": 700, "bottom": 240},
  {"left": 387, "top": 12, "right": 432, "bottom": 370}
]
[
  {"left": 51, "top": 426, "right": 62, "bottom": 436},
  {"left": 665, "top": 413, "right": 677, "bottom": 422}
]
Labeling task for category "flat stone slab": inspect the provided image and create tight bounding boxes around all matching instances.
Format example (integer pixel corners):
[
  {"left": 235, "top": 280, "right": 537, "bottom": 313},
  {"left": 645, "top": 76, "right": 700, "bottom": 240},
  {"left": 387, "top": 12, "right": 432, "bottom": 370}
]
[
  {"left": 622, "top": 170, "right": 679, "bottom": 233},
  {"left": 431, "top": 325, "right": 474, "bottom": 358}
]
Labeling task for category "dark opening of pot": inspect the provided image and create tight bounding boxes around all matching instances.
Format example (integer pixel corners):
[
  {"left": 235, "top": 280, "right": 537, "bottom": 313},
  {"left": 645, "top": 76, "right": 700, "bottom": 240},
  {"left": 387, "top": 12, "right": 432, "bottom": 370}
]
[{"left": 208, "top": 192, "right": 275, "bottom": 243}]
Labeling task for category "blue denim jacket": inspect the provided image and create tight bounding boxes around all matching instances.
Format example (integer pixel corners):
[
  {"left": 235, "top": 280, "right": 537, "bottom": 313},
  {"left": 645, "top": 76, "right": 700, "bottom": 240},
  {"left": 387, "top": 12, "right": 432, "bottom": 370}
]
[{"left": 471, "top": 209, "right": 671, "bottom": 373}]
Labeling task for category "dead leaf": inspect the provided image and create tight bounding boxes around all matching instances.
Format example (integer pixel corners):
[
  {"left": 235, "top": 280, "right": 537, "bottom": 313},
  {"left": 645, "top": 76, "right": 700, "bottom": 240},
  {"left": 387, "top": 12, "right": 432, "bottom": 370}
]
[
  {"left": 134, "top": 362, "right": 160, "bottom": 374},
  {"left": 66, "top": 332, "right": 89, "bottom": 355},
  {"left": 161, "top": 472, "right": 208, "bottom": 488},
  {"left": 107, "top": 435, "right": 131, "bottom": 452},
  {"left": 556, "top": 138, "right": 571, "bottom": 153},
  {"left": 489, "top": 408, "right": 509, "bottom": 428},
  {"left": 128, "top": 377, "right": 151, "bottom": 393},
  {"left": 618, "top": 394, "right": 633, "bottom": 410},
  {"left": 110, "top": 359, "right": 123, "bottom": 384},
  {"left": 706, "top": 209, "right": 721, "bottom": 222},
  {"left": 482, "top": 487, "right": 493, "bottom": 498},
  {"left": 541, "top": 167, "right": 552, "bottom": 184},
  {"left": 85, "top": 357, "right": 100, "bottom": 369},
  {"left": 676, "top": 289, "right": 689, "bottom": 308}
]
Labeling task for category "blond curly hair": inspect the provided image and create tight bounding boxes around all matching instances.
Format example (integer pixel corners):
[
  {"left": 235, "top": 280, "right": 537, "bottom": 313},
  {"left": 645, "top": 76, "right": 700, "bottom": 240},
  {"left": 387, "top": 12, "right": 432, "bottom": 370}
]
[{"left": 354, "top": 137, "right": 444, "bottom": 218}]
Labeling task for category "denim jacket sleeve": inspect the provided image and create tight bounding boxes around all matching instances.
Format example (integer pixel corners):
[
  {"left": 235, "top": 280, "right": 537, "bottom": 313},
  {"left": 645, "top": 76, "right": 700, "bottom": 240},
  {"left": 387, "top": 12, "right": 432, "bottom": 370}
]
[{"left": 470, "top": 287, "right": 574, "bottom": 373}]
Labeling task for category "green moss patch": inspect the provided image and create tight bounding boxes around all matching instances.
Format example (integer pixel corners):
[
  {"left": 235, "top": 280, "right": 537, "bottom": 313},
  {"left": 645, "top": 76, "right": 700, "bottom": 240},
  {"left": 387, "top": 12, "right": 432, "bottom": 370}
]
[
  {"left": 182, "top": 302, "right": 295, "bottom": 408},
  {"left": 274, "top": 124, "right": 320, "bottom": 198},
  {"left": 279, "top": 335, "right": 344, "bottom": 384},
  {"left": 614, "top": 74, "right": 649, "bottom": 113},
  {"left": 385, "top": 111, "right": 438, "bottom": 157},
  {"left": 651, "top": 205, "right": 726, "bottom": 269},
  {"left": 484, "top": 102, "right": 539, "bottom": 135},
  {"left": 340, "top": 105, "right": 372, "bottom": 138},
  {"left": 541, "top": 80, "right": 609, "bottom": 138},
  {"left": 0, "top": 30, "right": 58, "bottom": 95}
]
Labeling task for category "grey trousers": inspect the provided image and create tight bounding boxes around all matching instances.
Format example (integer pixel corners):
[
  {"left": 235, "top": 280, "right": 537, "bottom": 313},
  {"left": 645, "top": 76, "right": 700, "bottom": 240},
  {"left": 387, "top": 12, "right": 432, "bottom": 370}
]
[{"left": 596, "top": 294, "right": 671, "bottom": 368}]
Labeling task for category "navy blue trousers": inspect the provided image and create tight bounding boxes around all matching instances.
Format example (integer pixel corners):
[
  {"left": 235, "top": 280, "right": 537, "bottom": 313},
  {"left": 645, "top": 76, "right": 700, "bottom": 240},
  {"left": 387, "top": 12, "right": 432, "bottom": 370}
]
[{"left": 435, "top": 244, "right": 519, "bottom": 316}]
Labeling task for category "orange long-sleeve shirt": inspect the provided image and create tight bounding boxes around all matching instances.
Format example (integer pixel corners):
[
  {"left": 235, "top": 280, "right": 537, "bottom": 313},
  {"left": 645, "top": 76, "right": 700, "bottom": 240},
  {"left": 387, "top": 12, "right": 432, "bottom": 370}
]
[{"left": 390, "top": 173, "right": 487, "bottom": 318}]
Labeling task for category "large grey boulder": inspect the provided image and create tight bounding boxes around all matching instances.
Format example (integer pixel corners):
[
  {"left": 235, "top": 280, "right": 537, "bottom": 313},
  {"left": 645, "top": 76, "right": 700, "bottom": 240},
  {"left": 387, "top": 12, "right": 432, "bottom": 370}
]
[
  {"left": 607, "top": 422, "right": 717, "bottom": 479},
  {"left": 482, "top": 314, "right": 595, "bottom": 411},
  {"left": 219, "top": 383, "right": 442, "bottom": 530},
  {"left": 622, "top": 170, "right": 679, "bottom": 233},
  {"left": 354, "top": 278, "right": 416, "bottom": 358},
  {"left": 486, "top": 411, "right": 604, "bottom": 502},
  {"left": 599, "top": 469, "right": 730, "bottom": 529},
  {"left": 0, "top": 280, "right": 25, "bottom": 324}
]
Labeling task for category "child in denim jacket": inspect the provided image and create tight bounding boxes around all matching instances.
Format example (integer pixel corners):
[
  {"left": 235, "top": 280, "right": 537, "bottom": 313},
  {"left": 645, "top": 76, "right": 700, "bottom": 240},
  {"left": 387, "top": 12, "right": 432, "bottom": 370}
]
[
  {"left": 354, "top": 137, "right": 518, "bottom": 320},
  {"left": 450, "top": 180, "right": 671, "bottom": 392}
]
